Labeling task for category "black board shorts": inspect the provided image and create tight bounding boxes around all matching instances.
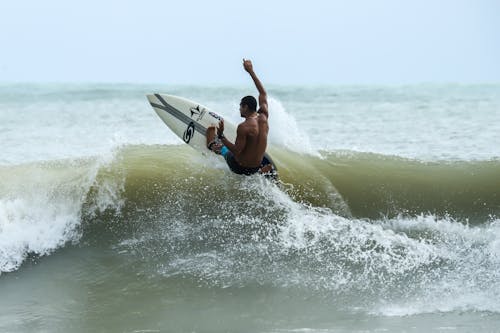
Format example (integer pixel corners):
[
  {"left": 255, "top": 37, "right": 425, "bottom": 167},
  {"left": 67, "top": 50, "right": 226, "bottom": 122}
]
[{"left": 224, "top": 151, "right": 260, "bottom": 176}]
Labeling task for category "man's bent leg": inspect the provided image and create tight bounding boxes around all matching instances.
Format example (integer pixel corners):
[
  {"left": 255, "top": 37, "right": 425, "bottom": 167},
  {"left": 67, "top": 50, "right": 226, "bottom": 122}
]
[{"left": 206, "top": 125, "right": 223, "bottom": 154}]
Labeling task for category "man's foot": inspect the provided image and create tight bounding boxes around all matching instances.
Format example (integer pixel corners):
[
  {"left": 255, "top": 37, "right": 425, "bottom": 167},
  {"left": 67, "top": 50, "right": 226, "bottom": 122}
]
[{"left": 259, "top": 164, "right": 273, "bottom": 174}]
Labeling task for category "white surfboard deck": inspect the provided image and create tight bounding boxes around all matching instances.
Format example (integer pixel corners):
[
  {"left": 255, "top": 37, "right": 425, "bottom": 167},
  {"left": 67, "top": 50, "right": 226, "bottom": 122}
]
[{"left": 146, "top": 93, "right": 277, "bottom": 176}]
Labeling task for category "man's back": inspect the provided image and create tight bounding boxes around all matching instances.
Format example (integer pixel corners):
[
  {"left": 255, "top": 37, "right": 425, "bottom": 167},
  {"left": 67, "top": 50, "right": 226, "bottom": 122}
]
[{"left": 237, "top": 113, "right": 269, "bottom": 167}]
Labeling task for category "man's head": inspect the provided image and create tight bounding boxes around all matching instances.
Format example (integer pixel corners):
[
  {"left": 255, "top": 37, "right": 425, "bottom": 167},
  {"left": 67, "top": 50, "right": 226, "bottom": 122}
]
[{"left": 239, "top": 95, "right": 257, "bottom": 117}]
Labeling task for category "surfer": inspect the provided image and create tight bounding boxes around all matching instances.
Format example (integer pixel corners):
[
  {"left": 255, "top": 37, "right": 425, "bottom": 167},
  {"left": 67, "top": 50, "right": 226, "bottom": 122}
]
[{"left": 206, "top": 59, "right": 271, "bottom": 175}]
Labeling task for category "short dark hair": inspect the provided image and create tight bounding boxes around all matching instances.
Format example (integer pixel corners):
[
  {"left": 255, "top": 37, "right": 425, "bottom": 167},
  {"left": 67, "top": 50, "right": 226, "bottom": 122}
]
[{"left": 240, "top": 96, "right": 257, "bottom": 111}]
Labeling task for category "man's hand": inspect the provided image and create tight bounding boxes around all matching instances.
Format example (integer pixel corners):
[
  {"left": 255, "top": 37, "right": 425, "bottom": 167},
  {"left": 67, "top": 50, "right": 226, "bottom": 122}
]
[
  {"left": 217, "top": 119, "right": 225, "bottom": 138},
  {"left": 243, "top": 59, "right": 253, "bottom": 73}
]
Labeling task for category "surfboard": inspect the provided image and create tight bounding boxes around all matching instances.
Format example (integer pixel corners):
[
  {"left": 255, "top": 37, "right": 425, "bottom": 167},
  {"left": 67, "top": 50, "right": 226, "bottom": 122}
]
[{"left": 146, "top": 93, "right": 278, "bottom": 178}]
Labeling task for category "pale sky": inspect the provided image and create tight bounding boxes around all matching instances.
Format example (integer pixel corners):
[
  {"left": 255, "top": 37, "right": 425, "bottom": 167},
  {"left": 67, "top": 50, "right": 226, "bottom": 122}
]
[{"left": 1, "top": 0, "right": 499, "bottom": 84}]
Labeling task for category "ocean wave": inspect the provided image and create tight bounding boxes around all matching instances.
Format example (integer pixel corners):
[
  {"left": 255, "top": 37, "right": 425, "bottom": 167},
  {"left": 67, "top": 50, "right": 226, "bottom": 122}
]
[
  {"left": 2, "top": 145, "right": 500, "bottom": 315},
  {"left": 1, "top": 144, "right": 498, "bottom": 274}
]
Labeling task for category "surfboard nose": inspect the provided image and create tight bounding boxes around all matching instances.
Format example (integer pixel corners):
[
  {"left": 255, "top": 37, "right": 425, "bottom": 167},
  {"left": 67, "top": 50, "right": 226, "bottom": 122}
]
[{"left": 146, "top": 94, "right": 158, "bottom": 105}]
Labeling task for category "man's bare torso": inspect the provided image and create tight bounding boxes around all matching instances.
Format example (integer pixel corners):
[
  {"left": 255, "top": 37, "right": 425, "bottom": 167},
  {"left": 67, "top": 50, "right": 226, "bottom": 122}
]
[{"left": 236, "top": 113, "right": 269, "bottom": 167}]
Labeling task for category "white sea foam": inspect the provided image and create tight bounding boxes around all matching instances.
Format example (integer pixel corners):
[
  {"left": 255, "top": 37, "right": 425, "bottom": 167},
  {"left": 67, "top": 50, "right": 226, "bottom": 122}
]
[
  {"left": 266, "top": 97, "right": 317, "bottom": 155},
  {"left": 250, "top": 181, "right": 500, "bottom": 313},
  {"left": 0, "top": 151, "right": 125, "bottom": 273},
  {"left": 372, "top": 217, "right": 500, "bottom": 316}
]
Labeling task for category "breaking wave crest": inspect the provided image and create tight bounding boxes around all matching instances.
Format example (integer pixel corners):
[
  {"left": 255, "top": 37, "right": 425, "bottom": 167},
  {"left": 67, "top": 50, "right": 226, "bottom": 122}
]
[{"left": 1, "top": 144, "right": 500, "bottom": 315}]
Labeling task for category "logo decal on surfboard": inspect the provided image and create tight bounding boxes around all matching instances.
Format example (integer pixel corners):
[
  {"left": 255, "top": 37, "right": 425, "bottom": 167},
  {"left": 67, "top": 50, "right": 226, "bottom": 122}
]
[
  {"left": 183, "top": 122, "right": 196, "bottom": 143},
  {"left": 190, "top": 105, "right": 206, "bottom": 121}
]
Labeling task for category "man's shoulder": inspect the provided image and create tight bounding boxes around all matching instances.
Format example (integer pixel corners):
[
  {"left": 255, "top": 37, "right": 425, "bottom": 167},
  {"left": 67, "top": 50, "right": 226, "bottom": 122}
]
[
  {"left": 258, "top": 105, "right": 268, "bottom": 115},
  {"left": 237, "top": 121, "right": 251, "bottom": 132}
]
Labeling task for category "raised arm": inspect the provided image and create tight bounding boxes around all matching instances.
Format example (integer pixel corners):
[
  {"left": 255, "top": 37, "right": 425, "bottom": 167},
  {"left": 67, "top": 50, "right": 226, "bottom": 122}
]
[{"left": 243, "top": 59, "right": 268, "bottom": 118}]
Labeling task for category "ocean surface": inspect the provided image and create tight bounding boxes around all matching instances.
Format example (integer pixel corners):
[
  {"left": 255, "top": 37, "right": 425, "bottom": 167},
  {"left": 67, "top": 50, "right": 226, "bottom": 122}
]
[{"left": 1, "top": 83, "right": 500, "bottom": 332}]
